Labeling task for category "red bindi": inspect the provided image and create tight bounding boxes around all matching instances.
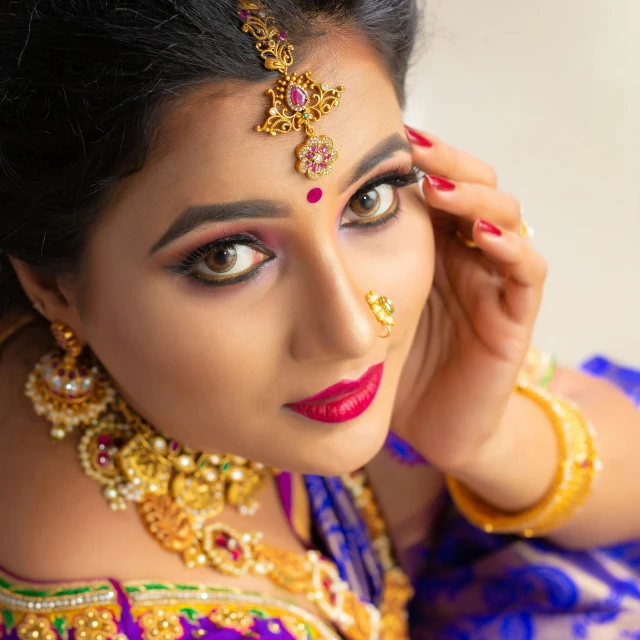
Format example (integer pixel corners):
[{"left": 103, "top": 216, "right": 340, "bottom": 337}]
[{"left": 306, "top": 187, "right": 323, "bottom": 204}]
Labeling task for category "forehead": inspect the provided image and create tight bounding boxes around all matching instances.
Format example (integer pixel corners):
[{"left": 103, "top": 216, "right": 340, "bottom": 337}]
[{"left": 145, "top": 35, "right": 403, "bottom": 198}]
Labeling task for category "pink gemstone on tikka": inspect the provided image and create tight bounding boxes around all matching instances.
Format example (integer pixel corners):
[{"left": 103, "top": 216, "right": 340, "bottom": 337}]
[
  {"left": 278, "top": 31, "right": 287, "bottom": 41},
  {"left": 321, "top": 146, "right": 327, "bottom": 153},
  {"left": 312, "top": 164, "right": 319, "bottom": 172},
  {"left": 170, "top": 440, "right": 179, "bottom": 452},
  {"left": 307, "top": 152, "right": 314, "bottom": 159},
  {"left": 320, "top": 162, "right": 327, "bottom": 168},
  {"left": 291, "top": 86, "right": 308, "bottom": 108},
  {"left": 238, "top": 10, "right": 249, "bottom": 21},
  {"left": 311, "top": 146, "right": 317, "bottom": 152}
]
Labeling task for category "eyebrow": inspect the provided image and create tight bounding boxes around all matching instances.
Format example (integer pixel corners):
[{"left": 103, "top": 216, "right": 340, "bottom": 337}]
[
  {"left": 341, "top": 132, "right": 413, "bottom": 192},
  {"left": 149, "top": 200, "right": 289, "bottom": 256},
  {"left": 150, "top": 132, "right": 413, "bottom": 256}
]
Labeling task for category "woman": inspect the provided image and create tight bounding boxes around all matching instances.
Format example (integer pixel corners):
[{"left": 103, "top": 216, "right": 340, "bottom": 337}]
[{"left": 0, "top": 0, "right": 638, "bottom": 638}]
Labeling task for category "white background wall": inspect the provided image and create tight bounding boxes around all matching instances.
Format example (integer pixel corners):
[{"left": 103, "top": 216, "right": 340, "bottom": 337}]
[{"left": 405, "top": 0, "right": 640, "bottom": 366}]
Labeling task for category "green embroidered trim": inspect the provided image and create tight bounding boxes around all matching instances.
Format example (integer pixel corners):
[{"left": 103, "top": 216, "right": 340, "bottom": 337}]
[
  {"left": 125, "top": 581, "right": 263, "bottom": 597},
  {"left": 2, "top": 609, "right": 14, "bottom": 633},
  {"left": 51, "top": 587, "right": 92, "bottom": 597},
  {"left": 53, "top": 616, "right": 66, "bottom": 639},
  {"left": 12, "top": 589, "right": 50, "bottom": 597},
  {"left": 179, "top": 607, "right": 200, "bottom": 622}
]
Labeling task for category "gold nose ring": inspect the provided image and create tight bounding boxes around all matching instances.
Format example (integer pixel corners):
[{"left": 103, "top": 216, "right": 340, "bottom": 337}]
[{"left": 366, "top": 291, "right": 395, "bottom": 339}]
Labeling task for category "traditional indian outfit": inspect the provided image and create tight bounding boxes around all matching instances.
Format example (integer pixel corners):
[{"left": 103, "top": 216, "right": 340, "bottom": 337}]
[{"left": 1, "top": 310, "right": 639, "bottom": 639}]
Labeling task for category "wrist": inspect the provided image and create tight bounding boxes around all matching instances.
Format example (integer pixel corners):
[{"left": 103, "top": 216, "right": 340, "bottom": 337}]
[{"left": 444, "top": 390, "right": 558, "bottom": 513}]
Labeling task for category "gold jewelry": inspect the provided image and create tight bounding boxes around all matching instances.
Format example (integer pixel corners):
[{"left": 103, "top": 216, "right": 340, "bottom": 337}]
[
  {"left": 446, "top": 380, "right": 602, "bottom": 538},
  {"left": 366, "top": 290, "right": 395, "bottom": 338},
  {"left": 455, "top": 229, "right": 479, "bottom": 249},
  {"left": 238, "top": 1, "right": 344, "bottom": 180},
  {"left": 40, "top": 387, "right": 411, "bottom": 638},
  {"left": 0, "top": 311, "right": 35, "bottom": 346},
  {"left": 520, "top": 219, "right": 534, "bottom": 239},
  {"left": 519, "top": 346, "right": 556, "bottom": 388},
  {"left": 25, "top": 321, "right": 116, "bottom": 441}
]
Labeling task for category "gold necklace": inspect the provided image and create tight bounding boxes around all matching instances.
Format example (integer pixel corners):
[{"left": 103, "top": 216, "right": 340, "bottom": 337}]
[{"left": 57, "top": 394, "right": 412, "bottom": 639}]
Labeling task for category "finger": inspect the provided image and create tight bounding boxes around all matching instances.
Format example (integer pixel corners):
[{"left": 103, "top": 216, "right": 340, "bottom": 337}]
[
  {"left": 405, "top": 125, "right": 498, "bottom": 187},
  {"left": 423, "top": 176, "right": 522, "bottom": 234},
  {"left": 471, "top": 220, "right": 547, "bottom": 325}
]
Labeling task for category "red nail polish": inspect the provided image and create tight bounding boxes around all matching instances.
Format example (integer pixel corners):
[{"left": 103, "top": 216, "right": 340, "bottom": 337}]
[
  {"left": 478, "top": 219, "right": 503, "bottom": 237},
  {"left": 426, "top": 174, "right": 456, "bottom": 192},
  {"left": 405, "top": 126, "right": 434, "bottom": 148}
]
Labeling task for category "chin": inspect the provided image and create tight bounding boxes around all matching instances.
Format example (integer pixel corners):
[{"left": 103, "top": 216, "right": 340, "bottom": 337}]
[{"left": 276, "top": 418, "right": 390, "bottom": 476}]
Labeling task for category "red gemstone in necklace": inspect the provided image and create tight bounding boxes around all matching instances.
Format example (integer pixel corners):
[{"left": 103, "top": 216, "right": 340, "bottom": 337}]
[{"left": 215, "top": 532, "right": 242, "bottom": 561}]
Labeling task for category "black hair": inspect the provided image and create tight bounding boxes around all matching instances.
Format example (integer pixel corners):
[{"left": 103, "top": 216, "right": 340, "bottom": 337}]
[{"left": 0, "top": 0, "right": 421, "bottom": 316}]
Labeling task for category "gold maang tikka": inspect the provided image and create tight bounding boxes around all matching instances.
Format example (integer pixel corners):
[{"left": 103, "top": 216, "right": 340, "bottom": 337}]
[{"left": 238, "top": 1, "right": 345, "bottom": 180}]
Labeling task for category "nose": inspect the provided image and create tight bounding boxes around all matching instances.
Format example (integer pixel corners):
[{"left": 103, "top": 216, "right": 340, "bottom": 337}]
[{"left": 288, "top": 250, "right": 379, "bottom": 364}]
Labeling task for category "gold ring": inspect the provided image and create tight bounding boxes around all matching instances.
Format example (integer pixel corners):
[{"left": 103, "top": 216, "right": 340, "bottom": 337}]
[{"left": 455, "top": 229, "right": 479, "bottom": 249}]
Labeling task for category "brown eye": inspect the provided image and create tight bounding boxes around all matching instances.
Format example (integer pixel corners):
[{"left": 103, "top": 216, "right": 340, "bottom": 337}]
[
  {"left": 194, "top": 243, "right": 271, "bottom": 282},
  {"left": 351, "top": 189, "right": 381, "bottom": 218},
  {"left": 203, "top": 246, "right": 237, "bottom": 273},
  {"left": 343, "top": 184, "right": 398, "bottom": 226}
]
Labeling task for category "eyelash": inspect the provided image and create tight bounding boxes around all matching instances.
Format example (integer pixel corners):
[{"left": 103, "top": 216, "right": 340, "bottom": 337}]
[
  {"left": 342, "top": 165, "right": 423, "bottom": 231},
  {"left": 170, "top": 165, "right": 423, "bottom": 288}
]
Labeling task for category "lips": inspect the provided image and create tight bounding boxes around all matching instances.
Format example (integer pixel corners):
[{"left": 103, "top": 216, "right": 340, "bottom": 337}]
[{"left": 285, "top": 363, "right": 384, "bottom": 424}]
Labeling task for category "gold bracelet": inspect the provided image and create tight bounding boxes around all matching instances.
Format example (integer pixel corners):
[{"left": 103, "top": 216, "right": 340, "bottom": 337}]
[{"left": 445, "top": 380, "right": 602, "bottom": 538}]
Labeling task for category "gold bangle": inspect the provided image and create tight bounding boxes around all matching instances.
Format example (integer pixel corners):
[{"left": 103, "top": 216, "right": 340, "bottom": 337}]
[{"left": 445, "top": 380, "right": 602, "bottom": 537}]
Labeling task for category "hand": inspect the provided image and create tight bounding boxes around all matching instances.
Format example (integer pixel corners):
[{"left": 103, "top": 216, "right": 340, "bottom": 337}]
[{"left": 391, "top": 126, "right": 548, "bottom": 470}]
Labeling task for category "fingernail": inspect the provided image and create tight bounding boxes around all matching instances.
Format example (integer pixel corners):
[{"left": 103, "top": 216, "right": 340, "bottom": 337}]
[
  {"left": 478, "top": 219, "right": 503, "bottom": 237},
  {"left": 426, "top": 174, "right": 456, "bottom": 192},
  {"left": 405, "top": 126, "right": 434, "bottom": 148}
]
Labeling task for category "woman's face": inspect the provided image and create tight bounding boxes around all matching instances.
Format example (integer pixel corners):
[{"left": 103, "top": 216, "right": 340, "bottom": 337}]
[{"left": 77, "top": 34, "right": 435, "bottom": 474}]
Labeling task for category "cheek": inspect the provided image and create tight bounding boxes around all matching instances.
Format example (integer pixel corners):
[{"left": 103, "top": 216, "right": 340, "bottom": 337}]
[
  {"left": 345, "top": 191, "right": 434, "bottom": 325},
  {"left": 78, "top": 243, "right": 280, "bottom": 446}
]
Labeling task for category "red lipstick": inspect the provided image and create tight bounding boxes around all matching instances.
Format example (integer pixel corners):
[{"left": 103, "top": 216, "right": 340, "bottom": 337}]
[{"left": 285, "top": 363, "right": 384, "bottom": 424}]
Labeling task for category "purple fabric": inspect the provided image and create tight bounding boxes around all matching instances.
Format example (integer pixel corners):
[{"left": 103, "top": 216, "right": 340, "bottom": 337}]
[
  {"left": 384, "top": 430, "right": 429, "bottom": 466},
  {"left": 305, "top": 474, "right": 384, "bottom": 605}
]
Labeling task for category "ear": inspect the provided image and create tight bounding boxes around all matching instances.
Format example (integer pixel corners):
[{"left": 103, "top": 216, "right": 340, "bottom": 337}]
[{"left": 8, "top": 257, "right": 88, "bottom": 343}]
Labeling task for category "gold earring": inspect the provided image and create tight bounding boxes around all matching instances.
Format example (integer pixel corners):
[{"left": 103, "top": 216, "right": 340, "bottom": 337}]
[
  {"left": 366, "top": 291, "right": 395, "bottom": 338},
  {"left": 25, "top": 321, "right": 115, "bottom": 441}
]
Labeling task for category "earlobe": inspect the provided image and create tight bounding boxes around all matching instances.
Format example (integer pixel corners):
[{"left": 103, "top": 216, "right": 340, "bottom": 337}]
[{"left": 7, "top": 256, "right": 86, "bottom": 341}]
